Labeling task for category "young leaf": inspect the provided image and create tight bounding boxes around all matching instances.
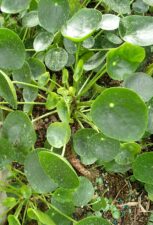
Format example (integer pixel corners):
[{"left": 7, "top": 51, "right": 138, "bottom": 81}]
[
  {"left": 73, "top": 176, "right": 94, "bottom": 207},
  {"left": 61, "top": 8, "right": 102, "bottom": 42},
  {"left": 33, "top": 31, "right": 54, "bottom": 52},
  {"left": 75, "top": 216, "right": 110, "bottom": 225},
  {"left": 103, "top": 0, "right": 131, "bottom": 14},
  {"left": 123, "top": 72, "right": 153, "bottom": 102},
  {"left": 38, "top": 0, "right": 69, "bottom": 33},
  {"left": 46, "top": 92, "right": 59, "bottom": 110},
  {"left": 45, "top": 48, "right": 68, "bottom": 71},
  {"left": 27, "top": 208, "right": 56, "bottom": 225},
  {"left": 0, "top": 70, "right": 17, "bottom": 109},
  {"left": 91, "top": 87, "right": 148, "bottom": 142},
  {"left": 73, "top": 59, "right": 84, "bottom": 82},
  {"left": 1, "top": 0, "right": 30, "bottom": 14},
  {"left": 57, "top": 99, "right": 70, "bottom": 123},
  {"left": 88, "top": 133, "right": 120, "bottom": 162},
  {"left": 22, "top": 11, "right": 39, "bottom": 28},
  {"left": 107, "top": 43, "right": 145, "bottom": 80},
  {"left": 73, "top": 128, "right": 97, "bottom": 165},
  {"left": 8, "top": 215, "right": 21, "bottom": 225},
  {"left": 47, "top": 122, "right": 71, "bottom": 148},
  {"left": 119, "top": 16, "right": 153, "bottom": 46},
  {"left": 39, "top": 151, "right": 79, "bottom": 189},
  {"left": 24, "top": 150, "right": 57, "bottom": 193},
  {"left": 100, "top": 14, "right": 120, "bottom": 31},
  {"left": 0, "top": 28, "right": 25, "bottom": 70},
  {"left": 133, "top": 152, "right": 153, "bottom": 185}
]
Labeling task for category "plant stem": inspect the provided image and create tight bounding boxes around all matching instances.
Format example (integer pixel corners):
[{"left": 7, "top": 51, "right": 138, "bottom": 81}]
[
  {"left": 61, "top": 144, "right": 66, "bottom": 157},
  {"left": 77, "top": 65, "right": 107, "bottom": 98},
  {"left": 13, "top": 81, "right": 52, "bottom": 94},
  {"left": 0, "top": 101, "right": 45, "bottom": 105},
  {"left": 77, "top": 72, "right": 93, "bottom": 96},
  {"left": 32, "top": 110, "right": 57, "bottom": 123},
  {"left": 22, "top": 28, "right": 28, "bottom": 42}
]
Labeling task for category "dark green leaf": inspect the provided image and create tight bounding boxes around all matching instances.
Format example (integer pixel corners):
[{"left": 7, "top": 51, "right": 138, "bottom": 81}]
[
  {"left": 24, "top": 150, "right": 57, "bottom": 193},
  {"left": 133, "top": 152, "right": 153, "bottom": 184},
  {"left": 0, "top": 28, "right": 25, "bottom": 70},
  {"left": 38, "top": 0, "right": 69, "bottom": 33},
  {"left": 91, "top": 87, "right": 148, "bottom": 142},
  {"left": 39, "top": 151, "right": 79, "bottom": 189}
]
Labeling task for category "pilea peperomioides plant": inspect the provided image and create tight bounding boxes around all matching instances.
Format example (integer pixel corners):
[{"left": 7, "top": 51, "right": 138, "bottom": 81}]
[{"left": 0, "top": 0, "right": 153, "bottom": 224}]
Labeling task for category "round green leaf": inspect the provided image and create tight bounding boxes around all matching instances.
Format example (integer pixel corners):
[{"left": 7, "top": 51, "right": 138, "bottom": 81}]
[
  {"left": 33, "top": 32, "right": 54, "bottom": 52},
  {"left": 61, "top": 8, "right": 102, "bottom": 42},
  {"left": 22, "top": 11, "right": 39, "bottom": 28},
  {"left": 73, "top": 177, "right": 94, "bottom": 207},
  {"left": 1, "top": 0, "right": 30, "bottom": 14},
  {"left": 133, "top": 152, "right": 153, "bottom": 184},
  {"left": 88, "top": 133, "right": 120, "bottom": 162},
  {"left": 0, "top": 28, "right": 25, "bottom": 70},
  {"left": 0, "top": 70, "right": 17, "bottom": 109},
  {"left": 103, "top": 0, "right": 131, "bottom": 14},
  {"left": 103, "top": 160, "right": 131, "bottom": 173},
  {"left": 28, "top": 58, "right": 46, "bottom": 80},
  {"left": 38, "top": 0, "right": 69, "bottom": 33},
  {"left": 24, "top": 150, "right": 57, "bottom": 193},
  {"left": 45, "top": 48, "right": 68, "bottom": 71},
  {"left": 73, "top": 128, "right": 97, "bottom": 165},
  {"left": 143, "top": 0, "right": 153, "bottom": 6},
  {"left": 133, "top": 0, "right": 149, "bottom": 13},
  {"left": 53, "top": 188, "right": 74, "bottom": 203},
  {"left": 63, "top": 38, "right": 77, "bottom": 54},
  {"left": 75, "top": 216, "right": 110, "bottom": 225},
  {"left": 82, "top": 36, "right": 95, "bottom": 49},
  {"left": 2, "top": 111, "right": 36, "bottom": 152},
  {"left": 100, "top": 14, "right": 120, "bottom": 31},
  {"left": 47, "top": 122, "right": 71, "bottom": 148},
  {"left": 119, "top": 16, "right": 153, "bottom": 46},
  {"left": 39, "top": 151, "right": 79, "bottom": 189},
  {"left": 0, "top": 137, "right": 15, "bottom": 169},
  {"left": 12, "top": 62, "right": 32, "bottom": 88},
  {"left": 124, "top": 72, "right": 153, "bottom": 102},
  {"left": 84, "top": 51, "right": 106, "bottom": 71},
  {"left": 107, "top": 43, "right": 145, "bottom": 80},
  {"left": 106, "top": 33, "right": 122, "bottom": 45},
  {"left": 47, "top": 208, "right": 71, "bottom": 225},
  {"left": 91, "top": 87, "right": 148, "bottom": 142}
]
